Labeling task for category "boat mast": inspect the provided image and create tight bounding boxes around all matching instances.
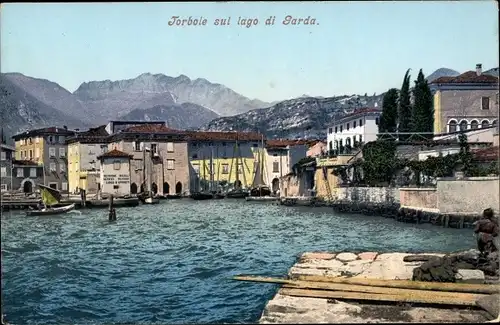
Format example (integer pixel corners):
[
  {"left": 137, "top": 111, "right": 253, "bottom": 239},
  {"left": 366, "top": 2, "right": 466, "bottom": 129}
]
[
  {"left": 143, "top": 142, "right": 146, "bottom": 193},
  {"left": 209, "top": 145, "right": 214, "bottom": 192},
  {"left": 235, "top": 132, "right": 240, "bottom": 189}
]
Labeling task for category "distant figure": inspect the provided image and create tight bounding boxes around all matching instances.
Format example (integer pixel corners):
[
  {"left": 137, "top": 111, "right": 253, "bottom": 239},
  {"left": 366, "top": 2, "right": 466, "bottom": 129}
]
[
  {"left": 474, "top": 208, "right": 499, "bottom": 256},
  {"left": 36, "top": 200, "right": 44, "bottom": 210}
]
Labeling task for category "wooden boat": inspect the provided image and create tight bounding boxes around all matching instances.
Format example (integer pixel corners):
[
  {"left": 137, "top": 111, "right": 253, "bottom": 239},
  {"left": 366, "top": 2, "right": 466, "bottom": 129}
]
[
  {"left": 249, "top": 139, "right": 272, "bottom": 198},
  {"left": 226, "top": 189, "right": 249, "bottom": 198},
  {"left": 250, "top": 185, "right": 272, "bottom": 197},
  {"left": 87, "top": 197, "right": 140, "bottom": 208},
  {"left": 145, "top": 197, "right": 160, "bottom": 204},
  {"left": 27, "top": 203, "right": 75, "bottom": 216},
  {"left": 190, "top": 191, "right": 214, "bottom": 200},
  {"left": 213, "top": 192, "right": 225, "bottom": 199},
  {"left": 165, "top": 194, "right": 182, "bottom": 199},
  {"left": 26, "top": 184, "right": 75, "bottom": 216}
]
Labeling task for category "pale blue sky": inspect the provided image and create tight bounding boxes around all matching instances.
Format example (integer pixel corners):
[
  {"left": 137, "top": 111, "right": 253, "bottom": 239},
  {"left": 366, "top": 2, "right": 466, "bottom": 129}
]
[{"left": 1, "top": 1, "right": 498, "bottom": 102}]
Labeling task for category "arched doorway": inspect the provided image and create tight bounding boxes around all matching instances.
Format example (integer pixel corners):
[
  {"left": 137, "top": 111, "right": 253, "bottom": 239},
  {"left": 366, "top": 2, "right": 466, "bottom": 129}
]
[
  {"left": 151, "top": 182, "right": 158, "bottom": 194},
  {"left": 163, "top": 182, "right": 170, "bottom": 194},
  {"left": 140, "top": 183, "right": 145, "bottom": 193},
  {"left": 234, "top": 179, "right": 242, "bottom": 189},
  {"left": 175, "top": 182, "right": 182, "bottom": 194},
  {"left": 130, "top": 183, "right": 138, "bottom": 194},
  {"left": 271, "top": 178, "right": 280, "bottom": 193},
  {"left": 23, "top": 180, "right": 33, "bottom": 193}
]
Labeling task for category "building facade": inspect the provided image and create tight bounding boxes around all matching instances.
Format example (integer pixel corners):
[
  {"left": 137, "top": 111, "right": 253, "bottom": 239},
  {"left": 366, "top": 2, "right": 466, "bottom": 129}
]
[
  {"left": 306, "top": 141, "right": 327, "bottom": 157},
  {"left": 11, "top": 127, "right": 75, "bottom": 191},
  {"left": 0, "top": 143, "right": 15, "bottom": 191},
  {"left": 11, "top": 160, "right": 45, "bottom": 193},
  {"left": 105, "top": 120, "right": 166, "bottom": 135},
  {"left": 326, "top": 108, "right": 381, "bottom": 152},
  {"left": 264, "top": 139, "right": 308, "bottom": 193},
  {"left": 107, "top": 124, "right": 190, "bottom": 196},
  {"left": 97, "top": 149, "right": 133, "bottom": 197},
  {"left": 186, "top": 131, "right": 264, "bottom": 192},
  {"left": 430, "top": 64, "right": 499, "bottom": 134},
  {"left": 66, "top": 125, "right": 109, "bottom": 194}
]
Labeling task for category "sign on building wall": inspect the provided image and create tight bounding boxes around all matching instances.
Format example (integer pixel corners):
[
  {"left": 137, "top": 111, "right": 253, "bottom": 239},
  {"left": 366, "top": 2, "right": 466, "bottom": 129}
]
[{"left": 103, "top": 174, "right": 130, "bottom": 185}]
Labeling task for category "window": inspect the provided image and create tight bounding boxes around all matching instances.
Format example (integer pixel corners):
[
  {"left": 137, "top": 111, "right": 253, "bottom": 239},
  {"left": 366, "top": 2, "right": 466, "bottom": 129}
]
[
  {"left": 340, "top": 126, "right": 343, "bottom": 132},
  {"left": 1, "top": 167, "right": 6, "bottom": 177},
  {"left": 222, "top": 163, "right": 229, "bottom": 174},
  {"left": 0, "top": 184, "right": 6, "bottom": 191},
  {"left": 272, "top": 161, "right": 280, "bottom": 173},
  {"left": 359, "top": 119, "right": 363, "bottom": 127},
  {"left": 252, "top": 143, "right": 258, "bottom": 147},
  {"left": 62, "top": 182, "right": 68, "bottom": 191},
  {"left": 35, "top": 148, "right": 40, "bottom": 159},
  {"left": 50, "top": 163, "right": 56, "bottom": 172},
  {"left": 17, "top": 168, "right": 23, "bottom": 178},
  {"left": 49, "top": 147, "right": 56, "bottom": 157},
  {"left": 375, "top": 118, "right": 379, "bottom": 125},
  {"left": 30, "top": 168, "right": 37, "bottom": 177},
  {"left": 329, "top": 141, "right": 333, "bottom": 151},
  {"left": 167, "top": 142, "right": 174, "bottom": 153},
  {"left": 113, "top": 160, "right": 121, "bottom": 170},
  {"left": 167, "top": 159, "right": 175, "bottom": 170},
  {"left": 59, "top": 148, "right": 66, "bottom": 157},
  {"left": 59, "top": 136, "right": 65, "bottom": 144},
  {"left": 222, "top": 142, "right": 227, "bottom": 146},
  {"left": 29, "top": 150, "right": 33, "bottom": 160},
  {"left": 48, "top": 136, "right": 54, "bottom": 143},
  {"left": 459, "top": 120, "right": 468, "bottom": 131},
  {"left": 353, "top": 121, "right": 357, "bottom": 128},
  {"left": 113, "top": 185, "right": 119, "bottom": 189},
  {"left": 346, "top": 123, "right": 350, "bottom": 131},
  {"left": 328, "top": 128, "right": 333, "bottom": 134},
  {"left": 49, "top": 183, "right": 58, "bottom": 190},
  {"left": 60, "top": 164, "right": 66, "bottom": 172},
  {"left": 482, "top": 97, "right": 490, "bottom": 110},
  {"left": 20, "top": 151, "right": 24, "bottom": 159},
  {"left": 134, "top": 141, "right": 141, "bottom": 151},
  {"left": 448, "top": 120, "right": 457, "bottom": 133},
  {"left": 481, "top": 120, "right": 490, "bottom": 128},
  {"left": 101, "top": 145, "right": 108, "bottom": 153},
  {"left": 150, "top": 143, "right": 158, "bottom": 154},
  {"left": 0, "top": 151, "right": 5, "bottom": 161},
  {"left": 470, "top": 120, "right": 479, "bottom": 130},
  {"left": 334, "top": 127, "right": 338, "bottom": 133},
  {"left": 359, "top": 135, "right": 363, "bottom": 143}
]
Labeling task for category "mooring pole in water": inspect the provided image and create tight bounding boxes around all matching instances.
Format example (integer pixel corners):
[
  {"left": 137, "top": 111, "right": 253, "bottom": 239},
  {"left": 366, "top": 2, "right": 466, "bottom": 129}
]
[
  {"left": 108, "top": 194, "right": 116, "bottom": 221},
  {"left": 80, "top": 188, "right": 87, "bottom": 208}
]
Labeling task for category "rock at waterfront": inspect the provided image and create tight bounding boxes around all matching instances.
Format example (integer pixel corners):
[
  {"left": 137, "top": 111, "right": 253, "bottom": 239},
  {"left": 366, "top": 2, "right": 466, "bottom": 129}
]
[
  {"left": 358, "top": 252, "right": 378, "bottom": 261},
  {"left": 336, "top": 252, "right": 358, "bottom": 262},
  {"left": 455, "top": 269, "right": 485, "bottom": 284},
  {"left": 476, "top": 294, "right": 500, "bottom": 319}
]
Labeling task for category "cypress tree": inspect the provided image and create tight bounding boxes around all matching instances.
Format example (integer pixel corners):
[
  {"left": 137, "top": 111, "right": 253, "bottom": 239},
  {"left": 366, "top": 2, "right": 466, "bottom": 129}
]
[
  {"left": 378, "top": 88, "right": 399, "bottom": 140},
  {"left": 411, "top": 69, "right": 434, "bottom": 140},
  {"left": 398, "top": 69, "right": 412, "bottom": 141}
]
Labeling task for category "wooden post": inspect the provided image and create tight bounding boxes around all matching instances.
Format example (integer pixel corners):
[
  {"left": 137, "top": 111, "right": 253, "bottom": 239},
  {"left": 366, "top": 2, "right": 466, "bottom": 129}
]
[
  {"left": 80, "top": 189, "right": 86, "bottom": 207},
  {"left": 459, "top": 215, "right": 465, "bottom": 229},
  {"left": 444, "top": 214, "right": 450, "bottom": 228},
  {"left": 108, "top": 194, "right": 116, "bottom": 221}
]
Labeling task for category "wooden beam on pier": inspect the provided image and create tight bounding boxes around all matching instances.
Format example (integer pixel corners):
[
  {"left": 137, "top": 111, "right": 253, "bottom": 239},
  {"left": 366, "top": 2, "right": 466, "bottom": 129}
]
[
  {"left": 279, "top": 287, "right": 480, "bottom": 307},
  {"left": 233, "top": 275, "right": 499, "bottom": 294}
]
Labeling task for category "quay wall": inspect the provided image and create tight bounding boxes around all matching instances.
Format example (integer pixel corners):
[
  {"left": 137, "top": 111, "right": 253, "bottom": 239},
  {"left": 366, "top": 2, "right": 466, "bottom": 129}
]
[
  {"left": 399, "top": 188, "right": 438, "bottom": 212},
  {"left": 437, "top": 177, "right": 499, "bottom": 214}
]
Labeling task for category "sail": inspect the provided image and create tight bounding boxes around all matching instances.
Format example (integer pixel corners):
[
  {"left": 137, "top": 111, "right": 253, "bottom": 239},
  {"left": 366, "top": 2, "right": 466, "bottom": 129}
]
[{"left": 39, "top": 184, "right": 62, "bottom": 206}]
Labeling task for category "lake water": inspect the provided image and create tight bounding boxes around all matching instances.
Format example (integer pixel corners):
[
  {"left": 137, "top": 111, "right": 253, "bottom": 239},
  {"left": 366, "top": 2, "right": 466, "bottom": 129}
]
[{"left": 1, "top": 200, "right": 475, "bottom": 324}]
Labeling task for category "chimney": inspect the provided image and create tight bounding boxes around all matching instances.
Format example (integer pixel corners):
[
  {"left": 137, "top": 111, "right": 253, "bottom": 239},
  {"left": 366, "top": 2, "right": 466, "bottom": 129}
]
[
  {"left": 63, "top": 125, "right": 68, "bottom": 130},
  {"left": 476, "top": 63, "right": 482, "bottom": 76}
]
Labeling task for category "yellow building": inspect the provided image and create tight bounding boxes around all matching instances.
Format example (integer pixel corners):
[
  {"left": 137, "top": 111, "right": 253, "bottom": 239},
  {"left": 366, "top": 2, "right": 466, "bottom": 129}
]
[
  {"left": 314, "top": 155, "right": 356, "bottom": 200},
  {"left": 66, "top": 125, "right": 109, "bottom": 194},
  {"left": 186, "top": 131, "right": 264, "bottom": 191},
  {"left": 12, "top": 127, "right": 75, "bottom": 191}
]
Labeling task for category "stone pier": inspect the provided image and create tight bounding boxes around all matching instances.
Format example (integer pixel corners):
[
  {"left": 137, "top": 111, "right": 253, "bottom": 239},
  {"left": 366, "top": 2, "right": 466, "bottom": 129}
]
[{"left": 258, "top": 251, "right": 495, "bottom": 323}]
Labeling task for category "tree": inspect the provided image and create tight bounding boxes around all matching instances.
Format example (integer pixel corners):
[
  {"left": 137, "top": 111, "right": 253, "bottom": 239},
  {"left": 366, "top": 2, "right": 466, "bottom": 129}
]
[
  {"left": 458, "top": 133, "right": 472, "bottom": 175},
  {"left": 398, "top": 69, "right": 412, "bottom": 141},
  {"left": 378, "top": 88, "right": 399, "bottom": 139},
  {"left": 411, "top": 69, "right": 434, "bottom": 140}
]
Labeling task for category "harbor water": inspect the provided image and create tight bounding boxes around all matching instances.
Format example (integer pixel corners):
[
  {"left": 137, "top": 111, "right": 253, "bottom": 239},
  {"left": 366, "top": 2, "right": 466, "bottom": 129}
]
[{"left": 1, "top": 200, "right": 474, "bottom": 325}]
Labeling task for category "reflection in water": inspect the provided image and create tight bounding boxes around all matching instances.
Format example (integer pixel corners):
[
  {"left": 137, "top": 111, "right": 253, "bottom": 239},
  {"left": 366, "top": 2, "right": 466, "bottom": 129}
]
[{"left": 2, "top": 200, "right": 473, "bottom": 324}]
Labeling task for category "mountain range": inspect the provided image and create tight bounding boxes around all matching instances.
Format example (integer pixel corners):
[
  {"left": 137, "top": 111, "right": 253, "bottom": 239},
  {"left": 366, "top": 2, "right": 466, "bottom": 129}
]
[{"left": 1, "top": 66, "right": 498, "bottom": 141}]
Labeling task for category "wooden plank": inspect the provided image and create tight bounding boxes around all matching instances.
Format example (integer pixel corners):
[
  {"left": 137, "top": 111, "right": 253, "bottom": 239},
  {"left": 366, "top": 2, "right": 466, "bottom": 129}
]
[
  {"left": 293, "top": 275, "right": 499, "bottom": 294},
  {"left": 232, "top": 276, "right": 488, "bottom": 301},
  {"left": 233, "top": 275, "right": 499, "bottom": 294},
  {"left": 280, "top": 288, "right": 479, "bottom": 307}
]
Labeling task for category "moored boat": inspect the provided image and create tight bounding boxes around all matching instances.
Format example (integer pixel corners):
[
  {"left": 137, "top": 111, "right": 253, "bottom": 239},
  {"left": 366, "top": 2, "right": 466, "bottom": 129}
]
[
  {"left": 26, "top": 203, "right": 76, "bottom": 216},
  {"left": 190, "top": 191, "right": 214, "bottom": 200},
  {"left": 26, "top": 184, "right": 75, "bottom": 216},
  {"left": 226, "top": 189, "right": 249, "bottom": 199}
]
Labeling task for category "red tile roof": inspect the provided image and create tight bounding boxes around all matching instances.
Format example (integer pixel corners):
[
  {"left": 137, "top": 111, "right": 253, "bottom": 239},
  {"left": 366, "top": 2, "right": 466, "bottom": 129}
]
[
  {"left": 122, "top": 124, "right": 182, "bottom": 133},
  {"left": 97, "top": 149, "right": 132, "bottom": 160},
  {"left": 431, "top": 71, "right": 499, "bottom": 84},
  {"left": 339, "top": 108, "right": 381, "bottom": 121},
  {"left": 472, "top": 146, "right": 499, "bottom": 162},
  {"left": 266, "top": 139, "right": 309, "bottom": 148},
  {"left": 12, "top": 126, "right": 76, "bottom": 140},
  {"left": 184, "top": 131, "right": 263, "bottom": 142}
]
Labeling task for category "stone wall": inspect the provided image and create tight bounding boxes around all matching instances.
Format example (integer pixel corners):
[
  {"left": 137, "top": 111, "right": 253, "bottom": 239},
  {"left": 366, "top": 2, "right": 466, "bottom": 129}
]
[
  {"left": 400, "top": 188, "right": 438, "bottom": 212},
  {"left": 333, "top": 186, "right": 400, "bottom": 205},
  {"left": 437, "top": 177, "right": 499, "bottom": 214},
  {"left": 280, "top": 175, "right": 300, "bottom": 197}
]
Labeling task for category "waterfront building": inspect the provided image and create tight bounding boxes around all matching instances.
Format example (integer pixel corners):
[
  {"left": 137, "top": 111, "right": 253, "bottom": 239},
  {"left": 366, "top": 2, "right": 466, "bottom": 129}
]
[
  {"left": 264, "top": 139, "right": 308, "bottom": 193},
  {"left": 97, "top": 149, "right": 133, "bottom": 197},
  {"left": 10, "top": 160, "right": 45, "bottom": 193},
  {"left": 1, "top": 140, "right": 15, "bottom": 192},
  {"left": 104, "top": 120, "right": 166, "bottom": 135},
  {"left": 185, "top": 131, "right": 264, "bottom": 191},
  {"left": 66, "top": 125, "right": 109, "bottom": 194},
  {"left": 430, "top": 63, "right": 499, "bottom": 134},
  {"left": 326, "top": 108, "right": 381, "bottom": 153},
  {"left": 306, "top": 140, "right": 327, "bottom": 157},
  {"left": 11, "top": 126, "right": 75, "bottom": 191},
  {"left": 107, "top": 123, "right": 190, "bottom": 195}
]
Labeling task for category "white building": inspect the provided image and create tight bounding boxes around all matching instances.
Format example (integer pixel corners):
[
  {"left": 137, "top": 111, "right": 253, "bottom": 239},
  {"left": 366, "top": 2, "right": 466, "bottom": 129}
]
[
  {"left": 263, "top": 140, "right": 308, "bottom": 193},
  {"left": 97, "top": 148, "right": 132, "bottom": 197},
  {"left": 326, "top": 108, "right": 382, "bottom": 151}
]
